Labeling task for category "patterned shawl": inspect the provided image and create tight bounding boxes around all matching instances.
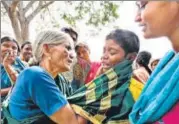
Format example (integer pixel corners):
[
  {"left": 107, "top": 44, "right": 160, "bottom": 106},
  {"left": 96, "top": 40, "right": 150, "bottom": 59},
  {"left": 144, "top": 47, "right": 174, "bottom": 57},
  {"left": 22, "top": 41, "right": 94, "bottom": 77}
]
[{"left": 68, "top": 59, "right": 135, "bottom": 124}]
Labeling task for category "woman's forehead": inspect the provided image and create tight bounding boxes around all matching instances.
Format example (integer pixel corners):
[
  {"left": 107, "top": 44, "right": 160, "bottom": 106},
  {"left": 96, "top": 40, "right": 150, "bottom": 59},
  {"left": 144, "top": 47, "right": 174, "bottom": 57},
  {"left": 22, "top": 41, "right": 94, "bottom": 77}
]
[{"left": 2, "top": 40, "right": 17, "bottom": 46}]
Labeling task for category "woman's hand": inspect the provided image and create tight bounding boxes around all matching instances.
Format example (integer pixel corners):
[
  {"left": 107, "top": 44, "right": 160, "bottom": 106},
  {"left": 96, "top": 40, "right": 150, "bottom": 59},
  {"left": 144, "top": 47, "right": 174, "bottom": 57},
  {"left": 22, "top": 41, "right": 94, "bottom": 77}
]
[
  {"left": 133, "top": 67, "right": 149, "bottom": 84},
  {"left": 3, "top": 51, "right": 14, "bottom": 66},
  {"left": 3, "top": 52, "right": 18, "bottom": 83}
]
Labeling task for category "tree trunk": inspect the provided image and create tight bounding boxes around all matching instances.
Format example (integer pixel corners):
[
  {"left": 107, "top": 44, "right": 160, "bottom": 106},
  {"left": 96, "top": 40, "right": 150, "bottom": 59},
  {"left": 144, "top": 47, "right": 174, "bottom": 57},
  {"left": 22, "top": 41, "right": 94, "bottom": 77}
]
[
  {"left": 8, "top": 5, "right": 29, "bottom": 44},
  {"left": 3, "top": 1, "right": 55, "bottom": 44},
  {"left": 8, "top": 7, "right": 22, "bottom": 43},
  {"left": 21, "top": 21, "right": 29, "bottom": 43}
]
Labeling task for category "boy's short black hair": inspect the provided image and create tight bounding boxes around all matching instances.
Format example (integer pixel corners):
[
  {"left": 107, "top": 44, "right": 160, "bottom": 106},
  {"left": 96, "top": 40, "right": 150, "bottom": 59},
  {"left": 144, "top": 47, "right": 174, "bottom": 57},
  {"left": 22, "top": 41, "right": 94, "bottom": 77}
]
[
  {"left": 1, "top": 36, "right": 20, "bottom": 52},
  {"left": 61, "top": 27, "right": 78, "bottom": 42},
  {"left": 106, "top": 29, "right": 140, "bottom": 55},
  {"left": 21, "top": 41, "right": 31, "bottom": 50}
]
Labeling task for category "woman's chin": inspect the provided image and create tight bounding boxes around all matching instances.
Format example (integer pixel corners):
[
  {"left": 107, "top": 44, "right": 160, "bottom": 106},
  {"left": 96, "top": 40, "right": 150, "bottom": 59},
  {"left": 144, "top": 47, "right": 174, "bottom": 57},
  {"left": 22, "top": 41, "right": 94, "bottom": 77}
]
[
  {"left": 143, "top": 31, "right": 151, "bottom": 39},
  {"left": 64, "top": 66, "right": 71, "bottom": 72},
  {"left": 143, "top": 30, "right": 162, "bottom": 39},
  {"left": 58, "top": 66, "right": 70, "bottom": 73}
]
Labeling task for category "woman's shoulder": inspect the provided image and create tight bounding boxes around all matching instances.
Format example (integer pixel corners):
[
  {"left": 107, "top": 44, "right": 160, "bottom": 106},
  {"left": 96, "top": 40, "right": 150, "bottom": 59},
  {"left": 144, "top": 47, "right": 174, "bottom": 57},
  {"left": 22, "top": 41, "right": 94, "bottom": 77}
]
[
  {"left": 18, "top": 66, "right": 54, "bottom": 87},
  {"left": 22, "top": 66, "right": 47, "bottom": 77}
]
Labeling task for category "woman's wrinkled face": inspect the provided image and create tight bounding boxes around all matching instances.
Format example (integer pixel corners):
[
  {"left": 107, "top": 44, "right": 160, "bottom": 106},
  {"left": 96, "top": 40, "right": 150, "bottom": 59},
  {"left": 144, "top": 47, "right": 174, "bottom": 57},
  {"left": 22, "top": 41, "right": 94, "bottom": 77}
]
[
  {"left": 48, "top": 41, "right": 74, "bottom": 72},
  {"left": 101, "top": 39, "right": 125, "bottom": 72},
  {"left": 21, "top": 44, "right": 32, "bottom": 62},
  {"left": 135, "top": 1, "right": 179, "bottom": 39},
  {"left": 1, "top": 41, "right": 18, "bottom": 64},
  {"left": 76, "top": 46, "right": 90, "bottom": 62}
]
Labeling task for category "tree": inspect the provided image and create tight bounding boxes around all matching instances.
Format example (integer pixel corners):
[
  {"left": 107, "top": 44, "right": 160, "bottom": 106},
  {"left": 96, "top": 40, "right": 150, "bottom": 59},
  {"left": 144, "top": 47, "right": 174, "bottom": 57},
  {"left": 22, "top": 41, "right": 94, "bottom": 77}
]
[
  {"left": 61, "top": 1, "right": 120, "bottom": 27},
  {"left": 1, "top": 0, "right": 54, "bottom": 44},
  {"left": 1, "top": 1, "right": 121, "bottom": 44}
]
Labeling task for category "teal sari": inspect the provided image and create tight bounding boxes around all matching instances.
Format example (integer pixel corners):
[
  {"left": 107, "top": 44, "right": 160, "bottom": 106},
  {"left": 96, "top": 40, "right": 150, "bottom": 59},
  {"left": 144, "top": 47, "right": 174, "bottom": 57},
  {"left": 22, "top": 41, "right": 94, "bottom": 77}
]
[{"left": 1, "top": 57, "right": 26, "bottom": 102}]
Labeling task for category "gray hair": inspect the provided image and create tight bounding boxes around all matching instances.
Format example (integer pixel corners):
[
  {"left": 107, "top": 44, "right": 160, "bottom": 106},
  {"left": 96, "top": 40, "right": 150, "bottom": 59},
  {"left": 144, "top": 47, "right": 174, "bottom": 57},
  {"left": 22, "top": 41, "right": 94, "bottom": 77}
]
[{"left": 33, "top": 30, "right": 73, "bottom": 63}]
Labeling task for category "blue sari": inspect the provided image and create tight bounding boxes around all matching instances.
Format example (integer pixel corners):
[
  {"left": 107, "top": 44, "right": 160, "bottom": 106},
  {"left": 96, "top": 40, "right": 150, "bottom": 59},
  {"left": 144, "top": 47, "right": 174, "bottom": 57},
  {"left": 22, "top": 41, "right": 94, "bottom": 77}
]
[
  {"left": 1, "top": 57, "right": 26, "bottom": 102},
  {"left": 129, "top": 51, "right": 179, "bottom": 124}
]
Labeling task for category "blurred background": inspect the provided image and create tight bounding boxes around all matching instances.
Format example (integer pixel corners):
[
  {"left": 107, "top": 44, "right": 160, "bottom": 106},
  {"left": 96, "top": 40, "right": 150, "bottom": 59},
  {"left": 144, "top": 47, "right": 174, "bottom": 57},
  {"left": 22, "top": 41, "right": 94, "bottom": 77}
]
[{"left": 1, "top": 1, "right": 172, "bottom": 61}]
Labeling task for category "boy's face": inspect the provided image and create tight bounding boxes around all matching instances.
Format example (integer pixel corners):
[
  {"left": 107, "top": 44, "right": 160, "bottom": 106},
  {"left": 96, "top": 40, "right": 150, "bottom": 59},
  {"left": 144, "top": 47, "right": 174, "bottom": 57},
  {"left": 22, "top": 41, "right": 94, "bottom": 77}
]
[{"left": 101, "top": 39, "right": 125, "bottom": 72}]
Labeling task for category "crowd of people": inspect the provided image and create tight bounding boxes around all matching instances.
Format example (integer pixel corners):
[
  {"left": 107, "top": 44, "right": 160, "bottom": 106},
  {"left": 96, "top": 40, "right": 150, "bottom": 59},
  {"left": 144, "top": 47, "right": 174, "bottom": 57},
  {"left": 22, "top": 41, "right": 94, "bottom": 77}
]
[{"left": 1, "top": 1, "right": 179, "bottom": 124}]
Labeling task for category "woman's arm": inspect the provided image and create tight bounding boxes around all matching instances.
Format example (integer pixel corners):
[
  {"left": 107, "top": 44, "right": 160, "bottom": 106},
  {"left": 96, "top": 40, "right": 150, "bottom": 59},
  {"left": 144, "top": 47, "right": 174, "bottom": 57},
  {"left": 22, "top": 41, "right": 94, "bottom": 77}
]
[
  {"left": 1, "top": 87, "right": 11, "bottom": 96},
  {"left": 3, "top": 64, "right": 18, "bottom": 83},
  {"left": 77, "top": 115, "right": 87, "bottom": 124},
  {"left": 27, "top": 69, "right": 79, "bottom": 124},
  {"left": 50, "top": 103, "right": 78, "bottom": 124}
]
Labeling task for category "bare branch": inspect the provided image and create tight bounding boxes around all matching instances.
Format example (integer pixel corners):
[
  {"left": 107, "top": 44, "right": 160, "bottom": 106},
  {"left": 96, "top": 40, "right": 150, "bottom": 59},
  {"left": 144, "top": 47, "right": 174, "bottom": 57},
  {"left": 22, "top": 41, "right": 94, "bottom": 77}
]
[
  {"left": 27, "top": 1, "right": 54, "bottom": 22},
  {"left": 11, "top": 0, "right": 20, "bottom": 12},
  {"left": 1, "top": 1, "right": 9, "bottom": 12},
  {"left": 17, "top": 1, "right": 24, "bottom": 15},
  {"left": 17, "top": 1, "right": 25, "bottom": 23},
  {"left": 23, "top": 1, "right": 36, "bottom": 14}
]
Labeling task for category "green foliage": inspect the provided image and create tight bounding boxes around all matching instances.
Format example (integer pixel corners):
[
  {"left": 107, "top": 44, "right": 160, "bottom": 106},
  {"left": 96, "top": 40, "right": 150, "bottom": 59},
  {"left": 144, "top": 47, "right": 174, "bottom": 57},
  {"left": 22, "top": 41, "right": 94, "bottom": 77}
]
[
  {"left": 1, "top": 1, "right": 121, "bottom": 36},
  {"left": 60, "top": 1, "right": 120, "bottom": 27}
]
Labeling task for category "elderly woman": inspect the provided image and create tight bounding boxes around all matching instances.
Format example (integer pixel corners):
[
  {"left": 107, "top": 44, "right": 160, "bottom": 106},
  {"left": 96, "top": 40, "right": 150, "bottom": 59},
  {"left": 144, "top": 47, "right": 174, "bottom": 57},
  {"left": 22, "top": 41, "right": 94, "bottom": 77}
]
[
  {"left": 1, "top": 36, "right": 26, "bottom": 102},
  {"left": 129, "top": 1, "right": 179, "bottom": 124},
  {"left": 3, "top": 31, "right": 78, "bottom": 124}
]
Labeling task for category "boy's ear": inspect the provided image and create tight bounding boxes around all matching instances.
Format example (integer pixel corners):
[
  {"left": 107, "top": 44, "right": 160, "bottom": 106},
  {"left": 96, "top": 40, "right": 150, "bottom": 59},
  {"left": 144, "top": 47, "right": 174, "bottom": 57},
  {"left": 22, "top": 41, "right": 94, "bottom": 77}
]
[{"left": 126, "top": 52, "right": 137, "bottom": 61}]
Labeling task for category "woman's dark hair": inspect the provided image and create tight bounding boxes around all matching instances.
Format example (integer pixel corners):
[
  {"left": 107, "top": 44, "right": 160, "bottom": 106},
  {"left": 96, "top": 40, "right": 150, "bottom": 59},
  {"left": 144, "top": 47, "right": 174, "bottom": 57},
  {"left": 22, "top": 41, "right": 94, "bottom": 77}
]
[
  {"left": 61, "top": 27, "right": 78, "bottom": 42},
  {"left": 1, "top": 36, "right": 20, "bottom": 53},
  {"left": 106, "top": 29, "right": 140, "bottom": 55},
  {"left": 136, "top": 51, "right": 152, "bottom": 74},
  {"left": 21, "top": 41, "right": 31, "bottom": 50}
]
